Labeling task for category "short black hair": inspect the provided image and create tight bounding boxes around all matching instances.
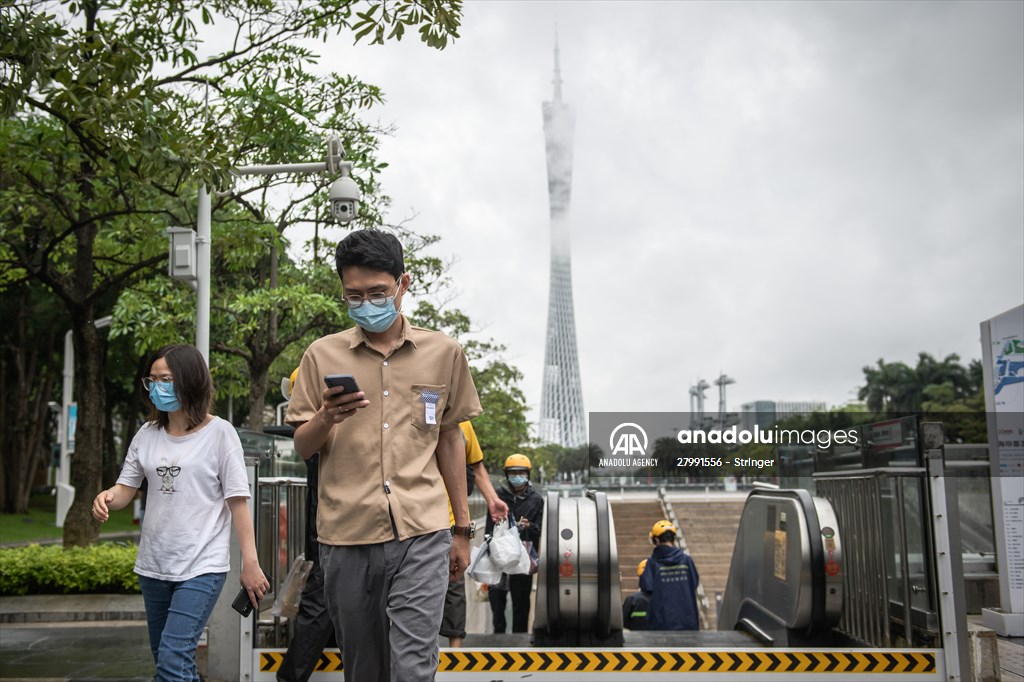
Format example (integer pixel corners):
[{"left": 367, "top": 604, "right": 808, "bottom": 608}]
[
  {"left": 335, "top": 230, "right": 405, "bottom": 281},
  {"left": 146, "top": 344, "right": 213, "bottom": 431},
  {"left": 653, "top": 531, "right": 676, "bottom": 545}
]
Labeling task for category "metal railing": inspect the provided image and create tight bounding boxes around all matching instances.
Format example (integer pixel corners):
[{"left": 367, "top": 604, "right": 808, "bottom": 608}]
[
  {"left": 656, "top": 486, "right": 711, "bottom": 627},
  {"left": 255, "top": 476, "right": 307, "bottom": 647},
  {"left": 814, "top": 468, "right": 936, "bottom": 649}
]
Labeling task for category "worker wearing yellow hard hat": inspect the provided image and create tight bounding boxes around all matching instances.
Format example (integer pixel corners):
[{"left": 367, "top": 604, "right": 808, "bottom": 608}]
[
  {"left": 623, "top": 559, "right": 652, "bottom": 631},
  {"left": 649, "top": 520, "right": 678, "bottom": 544},
  {"left": 640, "top": 519, "right": 701, "bottom": 630},
  {"left": 484, "top": 453, "right": 544, "bottom": 635}
]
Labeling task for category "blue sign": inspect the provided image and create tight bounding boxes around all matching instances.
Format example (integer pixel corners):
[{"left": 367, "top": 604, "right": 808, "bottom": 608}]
[{"left": 68, "top": 403, "right": 77, "bottom": 451}]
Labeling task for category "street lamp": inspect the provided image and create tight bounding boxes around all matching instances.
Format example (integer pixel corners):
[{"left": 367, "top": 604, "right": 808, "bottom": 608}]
[
  {"left": 56, "top": 315, "right": 112, "bottom": 528},
  {"left": 173, "top": 134, "right": 360, "bottom": 364}
]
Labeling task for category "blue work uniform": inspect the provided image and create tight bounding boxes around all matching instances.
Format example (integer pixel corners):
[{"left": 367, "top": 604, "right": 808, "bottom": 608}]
[
  {"left": 639, "top": 544, "right": 700, "bottom": 630},
  {"left": 622, "top": 589, "right": 651, "bottom": 630}
]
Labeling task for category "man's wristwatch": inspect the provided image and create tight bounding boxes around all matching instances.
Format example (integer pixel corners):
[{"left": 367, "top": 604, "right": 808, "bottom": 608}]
[{"left": 451, "top": 522, "right": 475, "bottom": 539}]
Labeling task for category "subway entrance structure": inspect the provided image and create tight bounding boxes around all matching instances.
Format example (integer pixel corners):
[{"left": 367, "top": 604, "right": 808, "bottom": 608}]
[{"left": 207, "top": 416, "right": 982, "bottom": 681}]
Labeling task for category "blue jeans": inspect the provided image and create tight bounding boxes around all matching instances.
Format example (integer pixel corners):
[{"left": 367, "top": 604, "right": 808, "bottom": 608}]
[{"left": 139, "top": 572, "right": 226, "bottom": 682}]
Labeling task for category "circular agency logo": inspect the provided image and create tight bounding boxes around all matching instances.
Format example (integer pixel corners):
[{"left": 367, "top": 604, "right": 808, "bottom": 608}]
[{"left": 609, "top": 422, "right": 649, "bottom": 456}]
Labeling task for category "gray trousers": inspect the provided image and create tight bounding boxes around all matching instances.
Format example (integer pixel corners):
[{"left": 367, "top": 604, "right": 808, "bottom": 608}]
[{"left": 320, "top": 530, "right": 451, "bottom": 682}]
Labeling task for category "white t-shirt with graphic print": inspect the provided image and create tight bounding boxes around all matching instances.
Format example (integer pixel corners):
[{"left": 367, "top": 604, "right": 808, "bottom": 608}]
[{"left": 117, "top": 416, "right": 250, "bottom": 581}]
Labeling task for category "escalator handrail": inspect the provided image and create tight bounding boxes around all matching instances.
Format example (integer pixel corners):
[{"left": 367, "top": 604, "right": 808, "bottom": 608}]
[
  {"left": 544, "top": 491, "right": 561, "bottom": 637},
  {"left": 746, "top": 488, "right": 828, "bottom": 634},
  {"left": 588, "top": 490, "right": 612, "bottom": 637}
]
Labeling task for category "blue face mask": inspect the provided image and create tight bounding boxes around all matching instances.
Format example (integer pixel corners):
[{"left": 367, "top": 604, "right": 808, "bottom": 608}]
[
  {"left": 348, "top": 296, "right": 400, "bottom": 333},
  {"left": 148, "top": 382, "right": 181, "bottom": 413},
  {"left": 508, "top": 475, "right": 528, "bottom": 488}
]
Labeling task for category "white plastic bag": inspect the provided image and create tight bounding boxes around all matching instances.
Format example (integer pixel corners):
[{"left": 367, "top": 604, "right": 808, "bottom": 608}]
[
  {"left": 467, "top": 543, "right": 503, "bottom": 585},
  {"left": 507, "top": 539, "right": 532, "bottom": 576},
  {"left": 489, "top": 519, "right": 522, "bottom": 571}
]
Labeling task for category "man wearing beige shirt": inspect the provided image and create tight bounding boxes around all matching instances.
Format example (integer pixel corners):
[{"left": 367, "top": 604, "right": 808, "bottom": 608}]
[{"left": 287, "top": 230, "right": 481, "bottom": 682}]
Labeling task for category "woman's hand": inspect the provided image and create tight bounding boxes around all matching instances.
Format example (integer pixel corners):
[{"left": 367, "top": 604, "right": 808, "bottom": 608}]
[
  {"left": 92, "top": 489, "right": 115, "bottom": 522},
  {"left": 241, "top": 563, "right": 271, "bottom": 610}
]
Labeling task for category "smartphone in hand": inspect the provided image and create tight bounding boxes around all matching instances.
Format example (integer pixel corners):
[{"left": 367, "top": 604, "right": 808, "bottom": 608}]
[
  {"left": 323, "top": 374, "right": 361, "bottom": 395},
  {"left": 231, "top": 570, "right": 272, "bottom": 617}
]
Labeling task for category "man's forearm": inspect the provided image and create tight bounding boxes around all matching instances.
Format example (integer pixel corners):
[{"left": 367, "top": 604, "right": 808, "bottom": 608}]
[
  {"left": 437, "top": 427, "right": 468, "bottom": 527},
  {"left": 471, "top": 461, "right": 499, "bottom": 505},
  {"left": 293, "top": 412, "right": 331, "bottom": 460}
]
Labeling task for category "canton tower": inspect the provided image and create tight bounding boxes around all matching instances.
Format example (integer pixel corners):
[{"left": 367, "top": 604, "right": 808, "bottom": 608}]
[{"left": 539, "top": 43, "right": 586, "bottom": 448}]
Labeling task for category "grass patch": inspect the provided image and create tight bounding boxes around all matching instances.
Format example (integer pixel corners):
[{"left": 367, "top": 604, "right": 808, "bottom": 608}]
[{"left": 0, "top": 492, "right": 138, "bottom": 545}]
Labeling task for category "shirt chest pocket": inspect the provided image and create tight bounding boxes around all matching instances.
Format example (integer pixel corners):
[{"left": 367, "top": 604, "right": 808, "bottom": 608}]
[{"left": 411, "top": 384, "right": 448, "bottom": 432}]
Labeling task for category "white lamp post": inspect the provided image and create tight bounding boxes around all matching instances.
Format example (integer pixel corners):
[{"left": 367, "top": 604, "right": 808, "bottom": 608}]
[
  {"left": 56, "top": 315, "right": 112, "bottom": 528},
  {"left": 174, "top": 135, "right": 360, "bottom": 364}
]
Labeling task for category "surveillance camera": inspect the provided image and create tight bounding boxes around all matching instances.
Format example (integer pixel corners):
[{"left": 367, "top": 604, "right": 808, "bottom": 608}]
[{"left": 329, "top": 175, "right": 360, "bottom": 225}]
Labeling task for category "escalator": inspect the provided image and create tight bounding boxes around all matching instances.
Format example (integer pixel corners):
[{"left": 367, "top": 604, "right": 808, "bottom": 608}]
[{"left": 439, "top": 486, "right": 941, "bottom": 680}]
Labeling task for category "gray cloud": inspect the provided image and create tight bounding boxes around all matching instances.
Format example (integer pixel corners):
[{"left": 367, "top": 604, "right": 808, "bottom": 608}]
[{"left": 309, "top": 1, "right": 1023, "bottom": 428}]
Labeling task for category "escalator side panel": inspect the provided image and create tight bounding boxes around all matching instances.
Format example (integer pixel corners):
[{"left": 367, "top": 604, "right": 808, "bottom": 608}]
[{"left": 718, "top": 489, "right": 842, "bottom": 645}]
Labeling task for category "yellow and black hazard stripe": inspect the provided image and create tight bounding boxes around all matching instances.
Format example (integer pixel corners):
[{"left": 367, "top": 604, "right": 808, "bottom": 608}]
[
  {"left": 259, "top": 650, "right": 344, "bottom": 672},
  {"left": 258, "top": 649, "right": 936, "bottom": 674},
  {"left": 437, "top": 650, "right": 937, "bottom": 674}
]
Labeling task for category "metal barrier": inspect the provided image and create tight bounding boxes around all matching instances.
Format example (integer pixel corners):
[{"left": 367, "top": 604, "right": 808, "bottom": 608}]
[
  {"left": 815, "top": 471, "right": 929, "bottom": 648},
  {"left": 255, "top": 476, "right": 307, "bottom": 648},
  {"left": 812, "top": 421, "right": 970, "bottom": 682}
]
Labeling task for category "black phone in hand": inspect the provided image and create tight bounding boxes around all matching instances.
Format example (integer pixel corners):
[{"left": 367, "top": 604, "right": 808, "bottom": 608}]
[
  {"left": 231, "top": 571, "right": 271, "bottom": 616},
  {"left": 324, "top": 374, "right": 361, "bottom": 395}
]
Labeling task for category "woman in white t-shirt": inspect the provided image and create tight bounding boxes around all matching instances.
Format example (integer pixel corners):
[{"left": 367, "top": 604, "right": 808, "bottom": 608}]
[{"left": 93, "top": 344, "right": 268, "bottom": 682}]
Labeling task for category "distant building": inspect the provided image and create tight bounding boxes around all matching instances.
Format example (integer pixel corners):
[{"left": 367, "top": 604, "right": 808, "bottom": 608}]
[{"left": 740, "top": 400, "right": 827, "bottom": 430}]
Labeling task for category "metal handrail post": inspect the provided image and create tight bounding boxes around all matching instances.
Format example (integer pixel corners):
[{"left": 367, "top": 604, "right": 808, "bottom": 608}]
[
  {"left": 896, "top": 476, "right": 914, "bottom": 645},
  {"left": 923, "top": 422, "right": 969, "bottom": 682}
]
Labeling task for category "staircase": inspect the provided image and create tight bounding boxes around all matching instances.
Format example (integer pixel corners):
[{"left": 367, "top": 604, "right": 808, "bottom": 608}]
[
  {"left": 671, "top": 498, "right": 746, "bottom": 630},
  {"left": 611, "top": 501, "right": 664, "bottom": 596},
  {"left": 611, "top": 497, "right": 746, "bottom": 630}
]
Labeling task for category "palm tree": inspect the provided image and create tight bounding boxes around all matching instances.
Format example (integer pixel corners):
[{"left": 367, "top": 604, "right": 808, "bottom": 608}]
[
  {"left": 859, "top": 353, "right": 977, "bottom": 415},
  {"left": 859, "top": 359, "right": 916, "bottom": 414}
]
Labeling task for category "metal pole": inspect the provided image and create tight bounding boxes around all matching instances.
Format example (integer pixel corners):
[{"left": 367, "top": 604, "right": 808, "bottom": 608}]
[
  {"left": 871, "top": 476, "right": 892, "bottom": 647},
  {"left": 196, "top": 185, "right": 212, "bottom": 364},
  {"left": 194, "top": 157, "right": 335, "bottom": 366},
  {"left": 896, "top": 477, "right": 914, "bottom": 646},
  {"left": 59, "top": 329, "right": 73, "bottom": 489},
  {"left": 233, "top": 162, "right": 326, "bottom": 176},
  {"left": 55, "top": 330, "right": 74, "bottom": 527},
  {"left": 927, "top": 440, "right": 969, "bottom": 682}
]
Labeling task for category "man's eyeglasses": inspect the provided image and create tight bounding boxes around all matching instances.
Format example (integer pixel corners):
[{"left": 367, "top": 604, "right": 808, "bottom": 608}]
[
  {"left": 141, "top": 377, "right": 174, "bottom": 391},
  {"left": 342, "top": 278, "right": 402, "bottom": 309}
]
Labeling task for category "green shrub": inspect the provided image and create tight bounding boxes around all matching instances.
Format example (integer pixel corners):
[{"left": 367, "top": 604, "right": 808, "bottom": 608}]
[{"left": 0, "top": 543, "right": 139, "bottom": 595}]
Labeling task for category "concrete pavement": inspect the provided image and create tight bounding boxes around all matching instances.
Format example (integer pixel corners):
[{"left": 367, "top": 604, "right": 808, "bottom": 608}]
[
  {"left": 0, "top": 595, "right": 150, "bottom": 681},
  {"left": 0, "top": 595, "right": 145, "bottom": 625}
]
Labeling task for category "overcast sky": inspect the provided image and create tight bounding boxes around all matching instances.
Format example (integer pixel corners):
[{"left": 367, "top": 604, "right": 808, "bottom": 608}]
[{"left": 302, "top": 1, "right": 1023, "bottom": 429}]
